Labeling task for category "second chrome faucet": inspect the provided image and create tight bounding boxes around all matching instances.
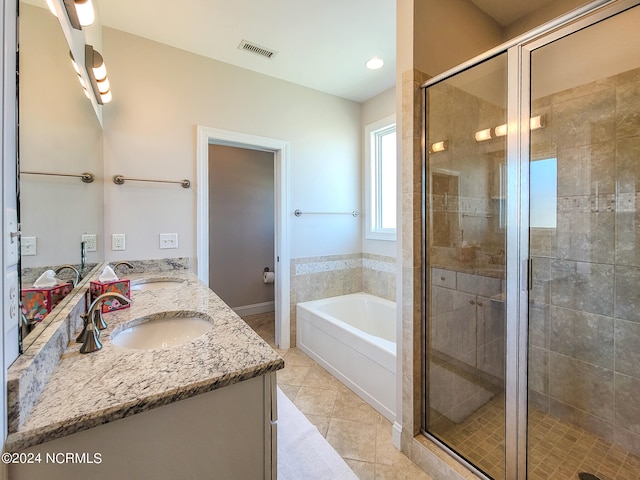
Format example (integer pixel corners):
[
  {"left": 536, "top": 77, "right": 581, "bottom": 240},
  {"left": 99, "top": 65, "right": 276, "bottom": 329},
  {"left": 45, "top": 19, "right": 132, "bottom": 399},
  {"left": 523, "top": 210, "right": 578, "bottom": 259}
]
[{"left": 78, "top": 292, "right": 131, "bottom": 354}]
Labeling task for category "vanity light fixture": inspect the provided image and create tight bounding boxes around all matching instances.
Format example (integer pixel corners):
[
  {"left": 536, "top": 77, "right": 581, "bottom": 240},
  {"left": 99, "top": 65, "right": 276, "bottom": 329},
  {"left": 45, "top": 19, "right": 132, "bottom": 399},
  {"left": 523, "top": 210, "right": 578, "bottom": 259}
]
[
  {"left": 365, "top": 57, "right": 384, "bottom": 70},
  {"left": 474, "top": 128, "right": 493, "bottom": 142},
  {"left": 429, "top": 140, "right": 448, "bottom": 153},
  {"left": 53, "top": 0, "right": 95, "bottom": 29},
  {"left": 85, "top": 45, "right": 112, "bottom": 104}
]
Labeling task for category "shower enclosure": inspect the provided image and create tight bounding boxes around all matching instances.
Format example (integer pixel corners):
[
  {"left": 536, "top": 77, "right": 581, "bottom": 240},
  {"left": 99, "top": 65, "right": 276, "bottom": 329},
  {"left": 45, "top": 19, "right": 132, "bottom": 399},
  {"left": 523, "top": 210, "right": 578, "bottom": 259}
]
[{"left": 422, "top": 1, "right": 640, "bottom": 479}]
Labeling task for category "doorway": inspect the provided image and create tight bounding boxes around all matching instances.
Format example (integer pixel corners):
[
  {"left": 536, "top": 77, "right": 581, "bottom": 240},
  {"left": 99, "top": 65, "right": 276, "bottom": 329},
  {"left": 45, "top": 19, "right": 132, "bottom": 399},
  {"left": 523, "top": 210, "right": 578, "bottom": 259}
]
[
  {"left": 196, "top": 126, "right": 291, "bottom": 349},
  {"left": 208, "top": 144, "right": 275, "bottom": 314}
]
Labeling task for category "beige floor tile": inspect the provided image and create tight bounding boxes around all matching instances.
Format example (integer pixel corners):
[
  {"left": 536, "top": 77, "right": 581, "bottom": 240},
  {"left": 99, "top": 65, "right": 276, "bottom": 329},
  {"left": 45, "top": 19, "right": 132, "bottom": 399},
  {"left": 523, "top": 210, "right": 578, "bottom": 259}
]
[
  {"left": 302, "top": 364, "right": 350, "bottom": 391},
  {"left": 344, "top": 458, "right": 376, "bottom": 480},
  {"left": 345, "top": 459, "right": 376, "bottom": 480},
  {"left": 282, "top": 347, "right": 317, "bottom": 367},
  {"left": 375, "top": 461, "right": 433, "bottom": 479},
  {"left": 278, "top": 384, "right": 300, "bottom": 402},
  {"left": 326, "top": 417, "right": 378, "bottom": 463},
  {"left": 277, "top": 364, "right": 310, "bottom": 386},
  {"left": 332, "top": 390, "right": 382, "bottom": 426},
  {"left": 293, "top": 386, "right": 337, "bottom": 417},
  {"left": 376, "top": 420, "right": 411, "bottom": 466},
  {"left": 304, "top": 414, "right": 331, "bottom": 437}
]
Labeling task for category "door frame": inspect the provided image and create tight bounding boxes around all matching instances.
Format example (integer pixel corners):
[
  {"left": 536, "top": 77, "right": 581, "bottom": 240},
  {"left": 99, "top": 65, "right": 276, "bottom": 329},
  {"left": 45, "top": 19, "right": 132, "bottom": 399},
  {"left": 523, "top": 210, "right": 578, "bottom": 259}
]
[{"left": 196, "top": 126, "right": 291, "bottom": 349}]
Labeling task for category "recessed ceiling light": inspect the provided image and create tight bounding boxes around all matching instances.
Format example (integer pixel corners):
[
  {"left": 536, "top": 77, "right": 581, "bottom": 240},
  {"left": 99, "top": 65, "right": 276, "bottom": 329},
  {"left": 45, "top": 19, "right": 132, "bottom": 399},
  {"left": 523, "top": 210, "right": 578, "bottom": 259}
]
[{"left": 365, "top": 57, "right": 384, "bottom": 70}]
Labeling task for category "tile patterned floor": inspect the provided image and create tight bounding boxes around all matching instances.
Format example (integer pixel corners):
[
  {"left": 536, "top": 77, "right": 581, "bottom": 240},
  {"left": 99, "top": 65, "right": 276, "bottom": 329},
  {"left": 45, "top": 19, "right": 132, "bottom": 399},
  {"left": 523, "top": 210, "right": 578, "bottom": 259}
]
[
  {"left": 244, "top": 312, "right": 640, "bottom": 480},
  {"left": 243, "top": 312, "right": 432, "bottom": 480},
  {"left": 432, "top": 394, "right": 640, "bottom": 480}
]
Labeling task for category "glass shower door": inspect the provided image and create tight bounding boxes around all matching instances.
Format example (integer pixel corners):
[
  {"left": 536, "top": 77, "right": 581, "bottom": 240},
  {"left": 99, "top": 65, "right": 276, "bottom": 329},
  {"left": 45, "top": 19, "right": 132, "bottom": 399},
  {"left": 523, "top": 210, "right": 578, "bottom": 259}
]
[
  {"left": 425, "top": 53, "right": 508, "bottom": 479},
  {"left": 527, "top": 5, "right": 640, "bottom": 479}
]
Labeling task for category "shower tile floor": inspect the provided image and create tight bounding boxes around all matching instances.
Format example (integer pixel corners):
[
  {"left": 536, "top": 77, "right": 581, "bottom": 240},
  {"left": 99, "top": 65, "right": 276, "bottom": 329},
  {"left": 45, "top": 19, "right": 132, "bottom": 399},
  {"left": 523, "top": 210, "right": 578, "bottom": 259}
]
[
  {"left": 431, "top": 393, "right": 640, "bottom": 480},
  {"left": 243, "top": 312, "right": 433, "bottom": 480}
]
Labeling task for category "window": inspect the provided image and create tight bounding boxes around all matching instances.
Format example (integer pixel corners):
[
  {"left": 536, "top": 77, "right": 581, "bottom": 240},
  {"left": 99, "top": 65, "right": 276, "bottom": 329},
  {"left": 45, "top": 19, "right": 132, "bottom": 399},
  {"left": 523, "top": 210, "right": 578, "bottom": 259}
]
[
  {"left": 530, "top": 158, "right": 557, "bottom": 228},
  {"left": 365, "top": 115, "right": 397, "bottom": 240}
]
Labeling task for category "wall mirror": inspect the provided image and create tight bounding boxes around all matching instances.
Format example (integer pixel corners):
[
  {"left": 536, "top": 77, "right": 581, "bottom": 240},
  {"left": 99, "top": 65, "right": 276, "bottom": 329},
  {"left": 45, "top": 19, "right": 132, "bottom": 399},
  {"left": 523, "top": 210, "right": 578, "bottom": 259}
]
[{"left": 18, "top": 0, "right": 104, "bottom": 351}]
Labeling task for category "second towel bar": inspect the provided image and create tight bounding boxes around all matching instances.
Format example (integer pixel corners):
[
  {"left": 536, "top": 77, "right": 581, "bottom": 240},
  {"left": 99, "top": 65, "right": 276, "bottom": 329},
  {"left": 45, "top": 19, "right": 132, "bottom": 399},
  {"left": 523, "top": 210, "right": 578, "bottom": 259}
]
[{"left": 113, "top": 175, "right": 191, "bottom": 189}]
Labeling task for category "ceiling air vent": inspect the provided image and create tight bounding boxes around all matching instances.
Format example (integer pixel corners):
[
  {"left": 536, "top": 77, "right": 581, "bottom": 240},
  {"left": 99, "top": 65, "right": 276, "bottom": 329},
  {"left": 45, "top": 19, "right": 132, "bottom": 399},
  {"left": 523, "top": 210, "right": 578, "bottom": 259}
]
[{"left": 238, "top": 39, "right": 277, "bottom": 59}]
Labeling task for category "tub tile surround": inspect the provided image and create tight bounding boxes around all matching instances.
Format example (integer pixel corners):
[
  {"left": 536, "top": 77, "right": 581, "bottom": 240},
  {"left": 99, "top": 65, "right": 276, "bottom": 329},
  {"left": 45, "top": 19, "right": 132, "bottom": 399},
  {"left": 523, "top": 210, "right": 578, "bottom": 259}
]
[
  {"left": 6, "top": 258, "right": 283, "bottom": 452},
  {"left": 289, "top": 252, "right": 396, "bottom": 346}
]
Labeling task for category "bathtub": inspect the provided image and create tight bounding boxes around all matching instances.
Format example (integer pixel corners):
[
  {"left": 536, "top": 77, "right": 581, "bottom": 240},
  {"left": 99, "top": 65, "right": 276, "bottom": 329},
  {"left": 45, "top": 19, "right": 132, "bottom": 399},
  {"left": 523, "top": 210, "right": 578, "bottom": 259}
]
[{"left": 296, "top": 293, "right": 396, "bottom": 421}]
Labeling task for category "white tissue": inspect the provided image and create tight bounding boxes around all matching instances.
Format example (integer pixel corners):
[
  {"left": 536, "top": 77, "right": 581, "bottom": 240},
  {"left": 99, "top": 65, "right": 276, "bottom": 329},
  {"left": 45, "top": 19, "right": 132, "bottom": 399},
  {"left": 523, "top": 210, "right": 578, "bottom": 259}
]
[
  {"left": 263, "top": 271, "right": 275, "bottom": 284},
  {"left": 99, "top": 265, "right": 119, "bottom": 282},
  {"left": 33, "top": 270, "right": 59, "bottom": 288}
]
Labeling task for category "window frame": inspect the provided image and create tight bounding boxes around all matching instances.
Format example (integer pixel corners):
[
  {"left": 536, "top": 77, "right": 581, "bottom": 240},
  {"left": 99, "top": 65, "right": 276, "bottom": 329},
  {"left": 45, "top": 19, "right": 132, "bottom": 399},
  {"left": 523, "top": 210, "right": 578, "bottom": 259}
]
[{"left": 364, "top": 115, "right": 397, "bottom": 241}]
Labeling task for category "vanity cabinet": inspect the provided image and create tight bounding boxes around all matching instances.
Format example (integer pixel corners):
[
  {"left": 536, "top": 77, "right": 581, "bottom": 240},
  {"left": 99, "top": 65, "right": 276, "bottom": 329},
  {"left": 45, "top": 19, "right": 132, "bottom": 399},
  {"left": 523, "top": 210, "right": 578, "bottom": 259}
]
[
  {"left": 429, "top": 267, "right": 504, "bottom": 423},
  {"left": 9, "top": 373, "right": 278, "bottom": 480}
]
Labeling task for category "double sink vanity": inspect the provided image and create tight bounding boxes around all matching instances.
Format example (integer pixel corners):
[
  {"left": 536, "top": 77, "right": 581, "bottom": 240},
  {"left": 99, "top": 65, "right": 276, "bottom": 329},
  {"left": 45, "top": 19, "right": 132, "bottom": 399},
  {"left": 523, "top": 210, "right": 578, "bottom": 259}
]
[{"left": 6, "top": 261, "right": 284, "bottom": 479}]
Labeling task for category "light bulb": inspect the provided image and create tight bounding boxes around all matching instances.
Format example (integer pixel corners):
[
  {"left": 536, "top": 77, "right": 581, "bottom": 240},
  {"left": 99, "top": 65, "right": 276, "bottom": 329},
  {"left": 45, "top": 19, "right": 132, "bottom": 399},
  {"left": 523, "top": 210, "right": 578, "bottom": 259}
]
[
  {"left": 474, "top": 128, "right": 492, "bottom": 142},
  {"left": 494, "top": 124, "right": 508, "bottom": 137},
  {"left": 97, "top": 77, "right": 110, "bottom": 94},
  {"left": 101, "top": 90, "right": 112, "bottom": 104},
  {"left": 75, "top": 0, "right": 95, "bottom": 27},
  {"left": 45, "top": 0, "right": 58, "bottom": 17},
  {"left": 365, "top": 57, "right": 384, "bottom": 70}
]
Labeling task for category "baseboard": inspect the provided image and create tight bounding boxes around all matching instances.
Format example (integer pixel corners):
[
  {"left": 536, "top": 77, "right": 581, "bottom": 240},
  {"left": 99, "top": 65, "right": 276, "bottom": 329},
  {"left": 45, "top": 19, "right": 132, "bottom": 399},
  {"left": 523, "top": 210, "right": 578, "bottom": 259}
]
[
  {"left": 232, "top": 301, "right": 275, "bottom": 316},
  {"left": 392, "top": 422, "right": 402, "bottom": 450}
]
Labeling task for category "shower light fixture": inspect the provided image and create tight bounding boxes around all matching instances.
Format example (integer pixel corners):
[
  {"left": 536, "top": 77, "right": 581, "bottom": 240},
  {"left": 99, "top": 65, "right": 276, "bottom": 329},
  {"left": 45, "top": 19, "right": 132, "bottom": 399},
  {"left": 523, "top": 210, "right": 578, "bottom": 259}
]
[
  {"left": 477, "top": 115, "right": 545, "bottom": 141},
  {"left": 475, "top": 128, "right": 492, "bottom": 142},
  {"left": 530, "top": 115, "right": 545, "bottom": 130},
  {"left": 494, "top": 123, "right": 508, "bottom": 137},
  {"left": 429, "top": 140, "right": 448, "bottom": 153}
]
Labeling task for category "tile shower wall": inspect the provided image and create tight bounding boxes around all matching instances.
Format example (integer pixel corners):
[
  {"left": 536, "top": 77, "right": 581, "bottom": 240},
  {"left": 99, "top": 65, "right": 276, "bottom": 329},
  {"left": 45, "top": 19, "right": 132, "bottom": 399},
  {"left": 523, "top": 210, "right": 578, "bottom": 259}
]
[
  {"left": 529, "top": 66, "right": 640, "bottom": 456},
  {"left": 289, "top": 253, "right": 396, "bottom": 346}
]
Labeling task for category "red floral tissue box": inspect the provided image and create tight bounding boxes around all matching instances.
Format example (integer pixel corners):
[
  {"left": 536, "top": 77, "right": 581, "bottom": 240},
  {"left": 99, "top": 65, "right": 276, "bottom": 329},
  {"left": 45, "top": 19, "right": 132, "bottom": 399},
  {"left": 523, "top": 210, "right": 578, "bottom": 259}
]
[
  {"left": 21, "top": 282, "right": 74, "bottom": 322},
  {"left": 89, "top": 279, "right": 131, "bottom": 314}
]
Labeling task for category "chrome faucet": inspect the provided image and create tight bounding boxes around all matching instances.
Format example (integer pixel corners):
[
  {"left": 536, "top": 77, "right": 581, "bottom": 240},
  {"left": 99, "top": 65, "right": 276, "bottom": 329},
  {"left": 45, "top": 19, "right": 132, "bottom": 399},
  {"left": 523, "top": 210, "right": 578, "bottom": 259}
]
[
  {"left": 54, "top": 264, "right": 80, "bottom": 287},
  {"left": 77, "top": 292, "right": 131, "bottom": 354},
  {"left": 113, "top": 261, "right": 134, "bottom": 274}
]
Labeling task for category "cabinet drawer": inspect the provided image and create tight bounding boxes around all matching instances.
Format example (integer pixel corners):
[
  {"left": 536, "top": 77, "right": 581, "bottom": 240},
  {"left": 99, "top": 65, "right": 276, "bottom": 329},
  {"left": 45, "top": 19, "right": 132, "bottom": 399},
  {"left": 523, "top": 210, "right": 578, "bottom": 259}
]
[{"left": 432, "top": 268, "right": 456, "bottom": 289}]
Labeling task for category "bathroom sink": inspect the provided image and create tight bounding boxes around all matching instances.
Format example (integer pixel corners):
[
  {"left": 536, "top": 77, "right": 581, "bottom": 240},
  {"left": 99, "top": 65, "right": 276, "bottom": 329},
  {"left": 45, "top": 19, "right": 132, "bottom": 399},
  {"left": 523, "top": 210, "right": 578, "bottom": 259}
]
[
  {"left": 111, "top": 313, "right": 212, "bottom": 349},
  {"left": 130, "top": 278, "right": 185, "bottom": 291}
]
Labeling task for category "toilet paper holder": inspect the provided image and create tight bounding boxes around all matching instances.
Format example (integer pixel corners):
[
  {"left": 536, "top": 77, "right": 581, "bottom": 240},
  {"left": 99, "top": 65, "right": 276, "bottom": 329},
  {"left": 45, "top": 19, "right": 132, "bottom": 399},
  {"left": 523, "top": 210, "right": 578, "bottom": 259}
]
[{"left": 264, "top": 267, "right": 270, "bottom": 273}]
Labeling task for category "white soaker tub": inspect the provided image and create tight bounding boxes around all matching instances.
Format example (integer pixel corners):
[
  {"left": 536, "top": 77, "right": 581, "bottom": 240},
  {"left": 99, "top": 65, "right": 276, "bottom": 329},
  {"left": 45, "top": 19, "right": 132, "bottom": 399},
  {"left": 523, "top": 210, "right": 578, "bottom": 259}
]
[{"left": 296, "top": 292, "right": 396, "bottom": 420}]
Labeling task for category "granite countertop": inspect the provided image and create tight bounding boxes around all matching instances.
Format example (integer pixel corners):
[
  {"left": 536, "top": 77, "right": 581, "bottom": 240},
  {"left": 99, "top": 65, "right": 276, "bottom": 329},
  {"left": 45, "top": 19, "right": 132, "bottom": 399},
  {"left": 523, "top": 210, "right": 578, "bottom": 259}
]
[{"left": 6, "top": 270, "right": 284, "bottom": 451}]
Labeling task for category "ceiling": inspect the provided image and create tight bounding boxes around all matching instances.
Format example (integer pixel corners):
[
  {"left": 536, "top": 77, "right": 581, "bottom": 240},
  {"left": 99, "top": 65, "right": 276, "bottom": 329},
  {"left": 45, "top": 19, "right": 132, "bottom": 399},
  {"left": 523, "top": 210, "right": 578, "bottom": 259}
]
[
  {"left": 32, "top": 1, "right": 597, "bottom": 105},
  {"left": 97, "top": 0, "right": 396, "bottom": 104}
]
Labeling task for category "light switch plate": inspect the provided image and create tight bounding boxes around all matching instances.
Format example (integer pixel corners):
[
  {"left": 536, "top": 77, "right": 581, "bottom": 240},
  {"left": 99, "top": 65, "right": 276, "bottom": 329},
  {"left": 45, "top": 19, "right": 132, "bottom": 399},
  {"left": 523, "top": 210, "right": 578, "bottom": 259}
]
[
  {"left": 5, "top": 208, "right": 19, "bottom": 267},
  {"left": 21, "top": 236, "right": 37, "bottom": 256},
  {"left": 159, "top": 233, "right": 178, "bottom": 249},
  {"left": 112, "top": 233, "right": 126, "bottom": 251}
]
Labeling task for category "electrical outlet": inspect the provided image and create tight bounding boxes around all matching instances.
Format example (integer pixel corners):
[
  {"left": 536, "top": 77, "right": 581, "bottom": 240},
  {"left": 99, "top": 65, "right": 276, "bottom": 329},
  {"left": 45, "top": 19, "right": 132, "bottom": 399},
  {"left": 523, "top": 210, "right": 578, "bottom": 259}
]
[
  {"left": 82, "top": 234, "right": 97, "bottom": 252},
  {"left": 112, "top": 233, "right": 126, "bottom": 251},
  {"left": 159, "top": 233, "right": 178, "bottom": 249},
  {"left": 21, "top": 236, "right": 37, "bottom": 256}
]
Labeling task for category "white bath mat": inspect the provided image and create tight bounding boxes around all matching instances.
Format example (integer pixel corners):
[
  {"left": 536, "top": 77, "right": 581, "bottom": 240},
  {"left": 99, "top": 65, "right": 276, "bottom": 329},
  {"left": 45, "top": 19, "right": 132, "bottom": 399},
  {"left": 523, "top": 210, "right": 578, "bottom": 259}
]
[{"left": 277, "top": 387, "right": 358, "bottom": 480}]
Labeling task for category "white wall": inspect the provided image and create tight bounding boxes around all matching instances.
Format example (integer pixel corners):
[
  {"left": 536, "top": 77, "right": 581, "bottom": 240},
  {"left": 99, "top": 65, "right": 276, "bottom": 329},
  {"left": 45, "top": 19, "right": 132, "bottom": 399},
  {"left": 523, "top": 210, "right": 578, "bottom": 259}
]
[
  {"left": 102, "top": 28, "right": 361, "bottom": 264},
  {"left": 361, "top": 86, "right": 397, "bottom": 257},
  {"left": 19, "top": 4, "right": 104, "bottom": 269}
]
